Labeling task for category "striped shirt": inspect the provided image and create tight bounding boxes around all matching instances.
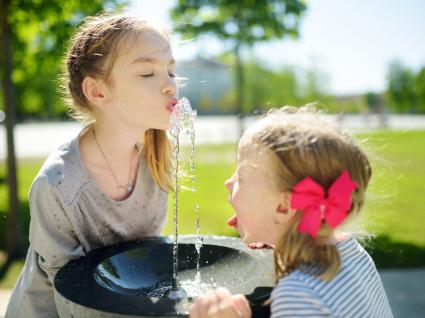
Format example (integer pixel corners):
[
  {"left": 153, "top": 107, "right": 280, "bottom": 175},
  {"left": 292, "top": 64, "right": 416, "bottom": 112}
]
[{"left": 271, "top": 235, "right": 393, "bottom": 317}]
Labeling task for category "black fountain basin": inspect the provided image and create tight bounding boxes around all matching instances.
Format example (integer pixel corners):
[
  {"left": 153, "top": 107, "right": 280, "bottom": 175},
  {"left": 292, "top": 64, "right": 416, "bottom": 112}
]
[{"left": 54, "top": 235, "right": 274, "bottom": 318}]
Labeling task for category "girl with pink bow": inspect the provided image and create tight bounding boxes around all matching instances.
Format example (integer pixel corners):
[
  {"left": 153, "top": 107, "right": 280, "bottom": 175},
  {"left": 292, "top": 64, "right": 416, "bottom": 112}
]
[{"left": 190, "top": 106, "right": 393, "bottom": 318}]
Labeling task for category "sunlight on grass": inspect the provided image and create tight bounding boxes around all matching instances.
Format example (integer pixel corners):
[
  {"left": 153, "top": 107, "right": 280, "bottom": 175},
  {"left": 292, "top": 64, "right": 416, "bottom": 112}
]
[{"left": 1, "top": 130, "right": 424, "bottom": 287}]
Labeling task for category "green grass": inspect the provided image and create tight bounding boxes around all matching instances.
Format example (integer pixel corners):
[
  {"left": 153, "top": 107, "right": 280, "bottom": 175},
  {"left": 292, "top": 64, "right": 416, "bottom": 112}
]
[
  {"left": 1, "top": 130, "right": 425, "bottom": 288},
  {"left": 358, "top": 130, "right": 425, "bottom": 245},
  {"left": 164, "top": 130, "right": 425, "bottom": 247},
  {"left": 162, "top": 143, "right": 237, "bottom": 237}
]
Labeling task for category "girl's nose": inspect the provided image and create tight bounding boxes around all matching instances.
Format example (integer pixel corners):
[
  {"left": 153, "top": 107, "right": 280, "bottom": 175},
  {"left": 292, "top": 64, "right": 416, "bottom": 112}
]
[
  {"left": 161, "top": 76, "right": 177, "bottom": 96},
  {"left": 224, "top": 179, "right": 233, "bottom": 191}
]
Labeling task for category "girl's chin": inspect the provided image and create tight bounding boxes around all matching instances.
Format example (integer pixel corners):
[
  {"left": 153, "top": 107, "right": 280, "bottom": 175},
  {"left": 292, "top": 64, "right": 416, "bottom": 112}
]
[
  {"left": 148, "top": 122, "right": 171, "bottom": 131},
  {"left": 239, "top": 231, "right": 252, "bottom": 243}
]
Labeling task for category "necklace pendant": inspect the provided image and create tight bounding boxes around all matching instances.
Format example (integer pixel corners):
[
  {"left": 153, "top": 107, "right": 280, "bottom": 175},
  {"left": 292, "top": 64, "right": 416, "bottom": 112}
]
[{"left": 127, "top": 183, "right": 134, "bottom": 193}]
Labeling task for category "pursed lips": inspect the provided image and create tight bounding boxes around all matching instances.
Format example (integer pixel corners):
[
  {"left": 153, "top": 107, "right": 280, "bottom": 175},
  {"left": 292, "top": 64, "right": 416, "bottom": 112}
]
[{"left": 166, "top": 98, "right": 178, "bottom": 112}]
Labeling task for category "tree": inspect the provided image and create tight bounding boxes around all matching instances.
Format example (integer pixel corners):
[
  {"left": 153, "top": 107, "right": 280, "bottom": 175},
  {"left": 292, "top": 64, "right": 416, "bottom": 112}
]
[
  {"left": 170, "top": 0, "right": 306, "bottom": 134},
  {"left": 413, "top": 67, "right": 425, "bottom": 113},
  {"left": 0, "top": 0, "right": 126, "bottom": 266},
  {"left": 5, "top": 0, "right": 127, "bottom": 120},
  {"left": 386, "top": 60, "right": 417, "bottom": 113},
  {"left": 365, "top": 92, "right": 383, "bottom": 112},
  {"left": 243, "top": 59, "right": 329, "bottom": 112},
  {"left": 1, "top": 0, "right": 23, "bottom": 263}
]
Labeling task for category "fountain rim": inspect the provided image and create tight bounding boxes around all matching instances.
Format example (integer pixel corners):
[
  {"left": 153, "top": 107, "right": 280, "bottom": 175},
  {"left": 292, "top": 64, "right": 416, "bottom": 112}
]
[{"left": 54, "top": 235, "right": 274, "bottom": 317}]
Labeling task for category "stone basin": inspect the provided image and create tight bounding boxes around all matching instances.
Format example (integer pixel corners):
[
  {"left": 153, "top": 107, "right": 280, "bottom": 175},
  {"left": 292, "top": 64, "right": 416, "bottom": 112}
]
[{"left": 54, "top": 235, "right": 274, "bottom": 317}]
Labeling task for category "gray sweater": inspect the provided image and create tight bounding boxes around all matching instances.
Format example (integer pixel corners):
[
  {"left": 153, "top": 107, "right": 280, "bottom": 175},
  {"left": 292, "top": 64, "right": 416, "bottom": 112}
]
[{"left": 5, "top": 128, "right": 168, "bottom": 318}]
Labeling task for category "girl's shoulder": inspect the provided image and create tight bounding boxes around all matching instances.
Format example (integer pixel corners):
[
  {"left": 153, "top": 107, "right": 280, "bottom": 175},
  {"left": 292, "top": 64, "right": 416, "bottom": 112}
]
[
  {"left": 272, "top": 273, "right": 332, "bottom": 316},
  {"left": 32, "top": 135, "right": 90, "bottom": 205},
  {"left": 271, "top": 236, "right": 366, "bottom": 300},
  {"left": 272, "top": 235, "right": 387, "bottom": 317}
]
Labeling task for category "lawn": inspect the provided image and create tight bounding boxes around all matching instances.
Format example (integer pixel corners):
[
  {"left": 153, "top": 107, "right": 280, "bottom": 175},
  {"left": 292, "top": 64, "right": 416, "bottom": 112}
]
[
  {"left": 357, "top": 130, "right": 425, "bottom": 245},
  {"left": 1, "top": 129, "right": 424, "bottom": 288}
]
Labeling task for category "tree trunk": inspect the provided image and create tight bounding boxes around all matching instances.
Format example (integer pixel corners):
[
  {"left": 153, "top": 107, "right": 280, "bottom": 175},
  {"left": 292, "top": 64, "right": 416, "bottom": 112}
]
[
  {"left": 1, "top": 0, "right": 26, "bottom": 259},
  {"left": 234, "top": 42, "right": 245, "bottom": 138}
]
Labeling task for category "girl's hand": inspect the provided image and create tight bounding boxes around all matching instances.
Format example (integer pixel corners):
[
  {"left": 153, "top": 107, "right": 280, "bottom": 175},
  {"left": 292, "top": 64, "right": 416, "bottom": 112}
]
[
  {"left": 248, "top": 242, "right": 274, "bottom": 249},
  {"left": 189, "top": 288, "right": 252, "bottom": 318}
]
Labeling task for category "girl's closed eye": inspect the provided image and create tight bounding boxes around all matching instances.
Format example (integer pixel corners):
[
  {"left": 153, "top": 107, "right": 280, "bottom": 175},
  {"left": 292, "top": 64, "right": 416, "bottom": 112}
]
[
  {"left": 139, "top": 73, "right": 176, "bottom": 78},
  {"left": 233, "top": 173, "right": 242, "bottom": 185}
]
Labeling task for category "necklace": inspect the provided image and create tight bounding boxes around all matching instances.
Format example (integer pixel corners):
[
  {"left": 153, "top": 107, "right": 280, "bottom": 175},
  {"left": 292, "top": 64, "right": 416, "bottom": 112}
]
[{"left": 92, "top": 128, "right": 135, "bottom": 194}]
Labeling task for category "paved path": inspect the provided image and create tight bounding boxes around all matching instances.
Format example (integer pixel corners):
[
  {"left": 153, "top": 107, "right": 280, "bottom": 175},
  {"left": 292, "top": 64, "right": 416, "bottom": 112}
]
[
  {"left": 379, "top": 267, "right": 425, "bottom": 318},
  {"left": 1, "top": 268, "right": 424, "bottom": 317}
]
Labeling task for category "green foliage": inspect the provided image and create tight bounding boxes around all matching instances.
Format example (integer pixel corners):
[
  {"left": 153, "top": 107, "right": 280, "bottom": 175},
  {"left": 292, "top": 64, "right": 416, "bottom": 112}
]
[
  {"left": 245, "top": 61, "right": 298, "bottom": 110},
  {"left": 364, "top": 91, "right": 384, "bottom": 111},
  {"left": 199, "top": 55, "right": 334, "bottom": 114},
  {"left": 243, "top": 60, "right": 330, "bottom": 112},
  {"left": 413, "top": 67, "right": 425, "bottom": 113},
  {"left": 1, "top": 0, "right": 127, "bottom": 120},
  {"left": 385, "top": 60, "right": 425, "bottom": 113},
  {"left": 171, "top": 0, "right": 307, "bottom": 45},
  {"left": 171, "top": 0, "right": 307, "bottom": 116}
]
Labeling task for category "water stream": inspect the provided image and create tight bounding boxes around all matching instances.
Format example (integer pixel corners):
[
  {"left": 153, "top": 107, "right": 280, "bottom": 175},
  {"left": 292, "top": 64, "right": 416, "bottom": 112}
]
[
  {"left": 169, "top": 126, "right": 180, "bottom": 289},
  {"left": 168, "top": 98, "right": 199, "bottom": 294}
]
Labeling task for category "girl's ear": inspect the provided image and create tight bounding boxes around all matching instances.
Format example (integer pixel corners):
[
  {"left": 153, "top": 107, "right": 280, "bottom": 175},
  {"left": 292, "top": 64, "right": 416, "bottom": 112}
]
[
  {"left": 275, "top": 191, "right": 297, "bottom": 222},
  {"left": 276, "top": 204, "right": 288, "bottom": 214},
  {"left": 276, "top": 191, "right": 291, "bottom": 214},
  {"left": 82, "top": 76, "right": 108, "bottom": 107}
]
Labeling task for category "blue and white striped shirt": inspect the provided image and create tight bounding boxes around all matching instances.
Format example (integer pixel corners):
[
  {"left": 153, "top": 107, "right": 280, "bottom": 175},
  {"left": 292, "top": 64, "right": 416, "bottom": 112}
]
[{"left": 271, "top": 235, "right": 393, "bottom": 317}]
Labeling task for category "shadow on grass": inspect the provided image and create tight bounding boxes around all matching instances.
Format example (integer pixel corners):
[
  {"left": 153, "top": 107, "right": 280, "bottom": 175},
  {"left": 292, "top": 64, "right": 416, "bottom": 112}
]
[
  {"left": 1, "top": 202, "right": 425, "bottom": 284},
  {"left": 0, "top": 200, "right": 29, "bottom": 282},
  {"left": 363, "top": 235, "right": 425, "bottom": 268}
]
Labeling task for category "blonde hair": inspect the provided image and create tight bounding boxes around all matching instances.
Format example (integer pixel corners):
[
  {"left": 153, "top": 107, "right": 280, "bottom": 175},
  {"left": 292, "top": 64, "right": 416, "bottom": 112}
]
[
  {"left": 240, "top": 106, "right": 372, "bottom": 281},
  {"left": 61, "top": 13, "right": 172, "bottom": 191}
]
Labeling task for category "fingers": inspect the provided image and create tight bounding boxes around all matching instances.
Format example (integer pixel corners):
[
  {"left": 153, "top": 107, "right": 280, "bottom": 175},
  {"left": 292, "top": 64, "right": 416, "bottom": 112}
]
[
  {"left": 190, "top": 291, "right": 213, "bottom": 318},
  {"left": 215, "top": 288, "right": 233, "bottom": 312},
  {"left": 232, "top": 294, "right": 252, "bottom": 317},
  {"left": 248, "top": 242, "right": 265, "bottom": 249},
  {"left": 189, "top": 288, "right": 250, "bottom": 318},
  {"left": 189, "top": 303, "right": 200, "bottom": 318},
  {"left": 248, "top": 242, "right": 273, "bottom": 249}
]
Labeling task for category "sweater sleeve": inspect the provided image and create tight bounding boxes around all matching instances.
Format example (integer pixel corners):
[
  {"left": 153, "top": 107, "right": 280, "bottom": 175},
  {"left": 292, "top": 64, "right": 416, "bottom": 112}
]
[
  {"left": 271, "top": 280, "right": 332, "bottom": 318},
  {"left": 5, "top": 177, "right": 84, "bottom": 318}
]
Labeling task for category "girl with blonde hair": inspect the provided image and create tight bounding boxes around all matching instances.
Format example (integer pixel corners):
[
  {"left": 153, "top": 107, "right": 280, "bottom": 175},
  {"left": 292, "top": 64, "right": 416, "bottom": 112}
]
[
  {"left": 190, "top": 106, "right": 392, "bottom": 318},
  {"left": 6, "top": 13, "right": 177, "bottom": 317}
]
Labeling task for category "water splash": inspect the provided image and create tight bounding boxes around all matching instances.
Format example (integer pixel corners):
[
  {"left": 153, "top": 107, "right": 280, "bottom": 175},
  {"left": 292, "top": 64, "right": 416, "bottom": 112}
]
[
  {"left": 183, "top": 103, "right": 203, "bottom": 272},
  {"left": 169, "top": 126, "right": 180, "bottom": 289},
  {"left": 169, "top": 97, "right": 198, "bottom": 291},
  {"left": 170, "top": 97, "right": 197, "bottom": 131}
]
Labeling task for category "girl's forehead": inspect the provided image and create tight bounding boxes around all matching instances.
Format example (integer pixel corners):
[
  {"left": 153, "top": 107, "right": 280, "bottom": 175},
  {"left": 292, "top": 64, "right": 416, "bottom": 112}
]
[
  {"left": 238, "top": 143, "right": 267, "bottom": 161},
  {"left": 117, "top": 29, "right": 173, "bottom": 65},
  {"left": 237, "top": 145, "right": 270, "bottom": 171},
  {"left": 239, "top": 143, "right": 279, "bottom": 172}
]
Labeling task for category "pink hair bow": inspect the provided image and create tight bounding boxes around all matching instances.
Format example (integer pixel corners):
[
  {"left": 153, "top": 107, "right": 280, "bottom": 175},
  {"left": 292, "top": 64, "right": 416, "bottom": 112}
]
[{"left": 290, "top": 170, "right": 358, "bottom": 238}]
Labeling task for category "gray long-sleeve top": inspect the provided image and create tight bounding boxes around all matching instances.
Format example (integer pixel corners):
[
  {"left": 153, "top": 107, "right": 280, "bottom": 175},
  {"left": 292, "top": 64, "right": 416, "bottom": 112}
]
[{"left": 5, "top": 128, "right": 168, "bottom": 318}]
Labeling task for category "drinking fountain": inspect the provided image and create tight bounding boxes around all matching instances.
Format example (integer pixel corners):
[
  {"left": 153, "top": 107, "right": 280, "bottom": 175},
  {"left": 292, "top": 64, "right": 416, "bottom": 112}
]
[{"left": 54, "top": 235, "right": 274, "bottom": 317}]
